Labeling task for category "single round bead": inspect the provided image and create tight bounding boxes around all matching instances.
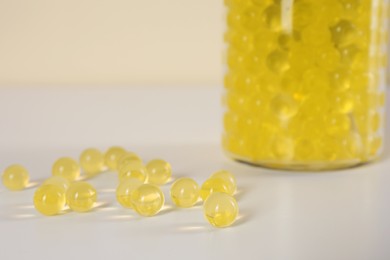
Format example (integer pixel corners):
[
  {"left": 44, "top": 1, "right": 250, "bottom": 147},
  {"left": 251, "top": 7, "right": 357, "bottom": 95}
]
[
  {"left": 270, "top": 94, "right": 299, "bottom": 120},
  {"left": 34, "top": 184, "right": 66, "bottom": 216},
  {"left": 117, "top": 152, "right": 142, "bottom": 173},
  {"left": 116, "top": 178, "right": 143, "bottom": 208},
  {"left": 200, "top": 178, "right": 230, "bottom": 201},
  {"left": 170, "top": 178, "right": 200, "bottom": 208},
  {"left": 210, "top": 170, "right": 237, "bottom": 195},
  {"left": 2, "top": 165, "right": 29, "bottom": 191},
  {"left": 330, "top": 69, "right": 351, "bottom": 91},
  {"left": 52, "top": 157, "right": 80, "bottom": 181},
  {"left": 43, "top": 176, "right": 70, "bottom": 192},
  {"left": 203, "top": 192, "right": 239, "bottom": 228},
  {"left": 118, "top": 164, "right": 147, "bottom": 183},
  {"left": 79, "top": 148, "right": 104, "bottom": 176},
  {"left": 66, "top": 182, "right": 97, "bottom": 212},
  {"left": 104, "top": 146, "right": 126, "bottom": 171},
  {"left": 266, "top": 50, "right": 290, "bottom": 74},
  {"left": 146, "top": 159, "right": 172, "bottom": 185},
  {"left": 131, "top": 184, "right": 164, "bottom": 217},
  {"left": 262, "top": 4, "right": 281, "bottom": 30},
  {"left": 330, "top": 20, "right": 358, "bottom": 47}
]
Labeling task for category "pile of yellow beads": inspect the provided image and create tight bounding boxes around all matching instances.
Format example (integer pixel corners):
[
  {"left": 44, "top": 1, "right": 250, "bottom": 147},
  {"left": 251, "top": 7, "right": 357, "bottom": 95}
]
[
  {"left": 223, "top": 0, "right": 388, "bottom": 169},
  {"left": 2, "top": 147, "right": 240, "bottom": 228}
]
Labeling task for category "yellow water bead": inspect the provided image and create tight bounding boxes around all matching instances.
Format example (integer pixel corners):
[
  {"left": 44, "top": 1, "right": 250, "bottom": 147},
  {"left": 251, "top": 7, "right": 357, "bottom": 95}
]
[
  {"left": 211, "top": 170, "right": 237, "bottom": 195},
  {"left": 266, "top": 50, "right": 290, "bottom": 74},
  {"left": 262, "top": 4, "right": 281, "bottom": 31},
  {"left": 329, "top": 93, "right": 355, "bottom": 114},
  {"left": 104, "top": 146, "right": 127, "bottom": 171},
  {"left": 34, "top": 184, "right": 66, "bottom": 216},
  {"left": 2, "top": 165, "right": 29, "bottom": 191},
  {"left": 242, "top": 6, "right": 263, "bottom": 31},
  {"left": 146, "top": 159, "right": 172, "bottom": 185},
  {"left": 226, "top": 30, "right": 254, "bottom": 52},
  {"left": 131, "top": 184, "right": 164, "bottom": 217},
  {"left": 52, "top": 157, "right": 80, "bottom": 181},
  {"left": 204, "top": 192, "right": 239, "bottom": 228},
  {"left": 293, "top": 1, "right": 315, "bottom": 30},
  {"left": 118, "top": 164, "right": 147, "bottom": 183},
  {"left": 330, "top": 69, "right": 352, "bottom": 92},
  {"left": 79, "top": 148, "right": 105, "bottom": 176},
  {"left": 170, "top": 178, "right": 200, "bottom": 208},
  {"left": 117, "top": 152, "right": 142, "bottom": 173},
  {"left": 116, "top": 178, "right": 144, "bottom": 208},
  {"left": 270, "top": 94, "right": 299, "bottom": 120},
  {"left": 331, "top": 20, "right": 359, "bottom": 47},
  {"left": 66, "top": 182, "right": 97, "bottom": 212},
  {"left": 200, "top": 178, "right": 230, "bottom": 201},
  {"left": 227, "top": 48, "right": 246, "bottom": 70}
]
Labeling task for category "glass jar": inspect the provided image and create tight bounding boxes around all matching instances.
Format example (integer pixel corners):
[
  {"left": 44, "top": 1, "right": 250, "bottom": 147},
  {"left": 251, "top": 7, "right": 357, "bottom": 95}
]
[{"left": 223, "top": 0, "right": 388, "bottom": 170}]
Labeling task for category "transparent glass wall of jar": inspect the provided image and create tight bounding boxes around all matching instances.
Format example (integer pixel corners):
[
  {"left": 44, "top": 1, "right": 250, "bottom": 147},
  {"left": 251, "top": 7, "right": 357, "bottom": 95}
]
[{"left": 223, "top": 0, "right": 389, "bottom": 170}]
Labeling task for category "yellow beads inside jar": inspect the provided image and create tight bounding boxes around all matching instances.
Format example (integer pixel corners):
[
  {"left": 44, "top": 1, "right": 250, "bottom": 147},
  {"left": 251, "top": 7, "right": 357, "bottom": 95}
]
[{"left": 223, "top": 0, "right": 388, "bottom": 169}]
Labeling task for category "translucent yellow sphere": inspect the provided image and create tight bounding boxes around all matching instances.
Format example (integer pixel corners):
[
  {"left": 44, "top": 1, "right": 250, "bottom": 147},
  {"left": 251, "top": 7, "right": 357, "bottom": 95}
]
[
  {"left": 2, "top": 164, "right": 29, "bottom": 191},
  {"left": 79, "top": 148, "right": 105, "bottom": 176},
  {"left": 34, "top": 184, "right": 66, "bottom": 216},
  {"left": 104, "top": 146, "right": 126, "bottom": 171},
  {"left": 117, "top": 152, "right": 142, "bottom": 173},
  {"left": 210, "top": 170, "right": 237, "bottom": 195},
  {"left": 170, "top": 178, "right": 200, "bottom": 208},
  {"left": 116, "top": 178, "right": 143, "bottom": 208},
  {"left": 52, "top": 157, "right": 80, "bottom": 181},
  {"left": 204, "top": 192, "right": 239, "bottom": 228},
  {"left": 200, "top": 178, "right": 230, "bottom": 201},
  {"left": 118, "top": 164, "right": 147, "bottom": 183},
  {"left": 131, "top": 184, "right": 164, "bottom": 217},
  {"left": 66, "top": 182, "right": 97, "bottom": 212},
  {"left": 43, "top": 176, "right": 70, "bottom": 191},
  {"left": 146, "top": 159, "right": 172, "bottom": 185}
]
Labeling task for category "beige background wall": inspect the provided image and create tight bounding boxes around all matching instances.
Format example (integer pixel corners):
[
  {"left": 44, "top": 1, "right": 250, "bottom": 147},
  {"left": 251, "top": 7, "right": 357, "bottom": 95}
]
[{"left": 0, "top": 0, "right": 224, "bottom": 86}]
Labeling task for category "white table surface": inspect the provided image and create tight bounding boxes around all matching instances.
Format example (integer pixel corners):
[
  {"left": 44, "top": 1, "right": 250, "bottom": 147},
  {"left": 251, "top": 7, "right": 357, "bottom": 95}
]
[{"left": 0, "top": 87, "right": 389, "bottom": 260}]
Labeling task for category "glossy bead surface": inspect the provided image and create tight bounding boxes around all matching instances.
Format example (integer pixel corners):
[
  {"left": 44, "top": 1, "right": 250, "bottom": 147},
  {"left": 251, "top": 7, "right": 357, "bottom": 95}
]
[
  {"left": 52, "top": 157, "right": 80, "bottom": 181},
  {"left": 104, "top": 146, "right": 126, "bottom": 171},
  {"left": 117, "top": 152, "right": 142, "bottom": 173},
  {"left": 118, "top": 164, "right": 147, "bottom": 183},
  {"left": 146, "top": 159, "right": 172, "bottom": 185},
  {"left": 210, "top": 170, "right": 237, "bottom": 195},
  {"left": 131, "top": 184, "right": 164, "bottom": 217},
  {"left": 170, "top": 178, "right": 199, "bottom": 208},
  {"left": 200, "top": 178, "right": 230, "bottom": 201},
  {"left": 79, "top": 148, "right": 104, "bottom": 176},
  {"left": 203, "top": 192, "right": 239, "bottom": 228},
  {"left": 66, "top": 182, "right": 97, "bottom": 212},
  {"left": 43, "top": 176, "right": 70, "bottom": 191},
  {"left": 116, "top": 178, "right": 143, "bottom": 208},
  {"left": 34, "top": 184, "right": 66, "bottom": 216},
  {"left": 2, "top": 165, "right": 29, "bottom": 191}
]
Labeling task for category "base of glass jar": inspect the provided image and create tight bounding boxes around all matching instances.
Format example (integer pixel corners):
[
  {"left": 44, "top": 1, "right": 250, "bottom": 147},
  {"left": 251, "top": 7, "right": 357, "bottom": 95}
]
[{"left": 224, "top": 151, "right": 378, "bottom": 171}]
